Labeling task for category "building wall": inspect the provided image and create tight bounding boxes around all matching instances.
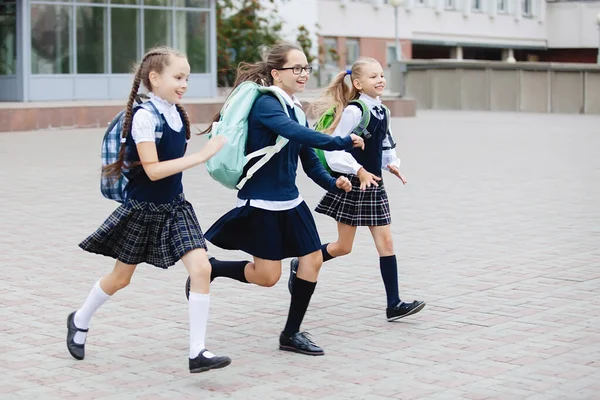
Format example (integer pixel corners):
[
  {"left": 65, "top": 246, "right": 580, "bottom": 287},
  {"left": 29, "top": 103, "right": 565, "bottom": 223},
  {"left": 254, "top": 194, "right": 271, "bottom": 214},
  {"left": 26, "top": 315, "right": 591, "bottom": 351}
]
[
  {"left": 317, "top": 0, "right": 547, "bottom": 49},
  {"left": 546, "top": 1, "right": 600, "bottom": 49}
]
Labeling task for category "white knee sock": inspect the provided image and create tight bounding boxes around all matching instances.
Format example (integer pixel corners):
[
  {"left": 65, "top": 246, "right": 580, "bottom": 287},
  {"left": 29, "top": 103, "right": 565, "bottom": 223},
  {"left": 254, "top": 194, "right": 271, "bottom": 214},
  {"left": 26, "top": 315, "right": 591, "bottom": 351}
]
[
  {"left": 73, "top": 280, "right": 110, "bottom": 345},
  {"left": 189, "top": 292, "right": 214, "bottom": 359}
]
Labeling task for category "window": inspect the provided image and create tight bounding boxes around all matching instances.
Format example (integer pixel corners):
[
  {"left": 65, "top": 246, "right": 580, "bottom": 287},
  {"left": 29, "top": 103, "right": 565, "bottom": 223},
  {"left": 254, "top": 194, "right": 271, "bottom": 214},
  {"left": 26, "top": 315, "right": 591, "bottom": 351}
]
[
  {"left": 31, "top": 5, "right": 71, "bottom": 74},
  {"left": 522, "top": 0, "right": 532, "bottom": 16},
  {"left": 144, "top": 9, "right": 173, "bottom": 51},
  {"left": 176, "top": 11, "right": 210, "bottom": 73},
  {"left": 111, "top": 7, "right": 139, "bottom": 73},
  {"left": 345, "top": 39, "right": 359, "bottom": 67},
  {"left": 323, "top": 37, "right": 338, "bottom": 67},
  {"left": 497, "top": 0, "right": 508, "bottom": 13},
  {"left": 0, "top": 1, "right": 16, "bottom": 75},
  {"left": 472, "top": 0, "right": 482, "bottom": 11},
  {"left": 76, "top": 6, "right": 106, "bottom": 73},
  {"left": 173, "top": 0, "right": 210, "bottom": 6},
  {"left": 445, "top": 0, "right": 455, "bottom": 10},
  {"left": 387, "top": 44, "right": 398, "bottom": 66}
]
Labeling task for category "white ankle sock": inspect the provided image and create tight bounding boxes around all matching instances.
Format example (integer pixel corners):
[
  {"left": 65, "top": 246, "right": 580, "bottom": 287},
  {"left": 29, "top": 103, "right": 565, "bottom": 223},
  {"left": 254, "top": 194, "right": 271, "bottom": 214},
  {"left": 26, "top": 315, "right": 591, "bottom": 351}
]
[
  {"left": 189, "top": 292, "right": 214, "bottom": 359},
  {"left": 73, "top": 280, "right": 110, "bottom": 345}
]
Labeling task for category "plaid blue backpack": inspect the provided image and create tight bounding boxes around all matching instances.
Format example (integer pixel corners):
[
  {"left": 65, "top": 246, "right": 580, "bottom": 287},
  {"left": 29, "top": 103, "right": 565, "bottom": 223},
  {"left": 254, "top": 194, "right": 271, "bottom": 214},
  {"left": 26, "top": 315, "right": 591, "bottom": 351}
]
[{"left": 100, "top": 98, "right": 162, "bottom": 202}]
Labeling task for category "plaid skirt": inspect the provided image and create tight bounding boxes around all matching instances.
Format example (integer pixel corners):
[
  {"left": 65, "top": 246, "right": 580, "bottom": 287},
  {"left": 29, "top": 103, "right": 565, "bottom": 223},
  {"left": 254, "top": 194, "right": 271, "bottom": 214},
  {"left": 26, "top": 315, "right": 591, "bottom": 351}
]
[
  {"left": 315, "top": 175, "right": 392, "bottom": 227},
  {"left": 79, "top": 193, "right": 207, "bottom": 269}
]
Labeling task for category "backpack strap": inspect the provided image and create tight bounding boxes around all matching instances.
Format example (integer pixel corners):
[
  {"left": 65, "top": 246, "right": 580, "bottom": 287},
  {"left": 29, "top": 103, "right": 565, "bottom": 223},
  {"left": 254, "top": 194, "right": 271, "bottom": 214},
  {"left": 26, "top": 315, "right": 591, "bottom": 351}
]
[
  {"left": 381, "top": 104, "right": 396, "bottom": 151},
  {"left": 236, "top": 89, "right": 298, "bottom": 190},
  {"left": 349, "top": 99, "right": 371, "bottom": 139},
  {"left": 137, "top": 101, "right": 165, "bottom": 142}
]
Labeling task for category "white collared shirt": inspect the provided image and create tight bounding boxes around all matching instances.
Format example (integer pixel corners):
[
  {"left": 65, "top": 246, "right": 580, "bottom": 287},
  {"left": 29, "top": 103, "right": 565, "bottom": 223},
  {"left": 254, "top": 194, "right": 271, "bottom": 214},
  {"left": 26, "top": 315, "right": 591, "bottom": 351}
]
[
  {"left": 131, "top": 92, "right": 183, "bottom": 144},
  {"left": 324, "top": 93, "right": 401, "bottom": 175}
]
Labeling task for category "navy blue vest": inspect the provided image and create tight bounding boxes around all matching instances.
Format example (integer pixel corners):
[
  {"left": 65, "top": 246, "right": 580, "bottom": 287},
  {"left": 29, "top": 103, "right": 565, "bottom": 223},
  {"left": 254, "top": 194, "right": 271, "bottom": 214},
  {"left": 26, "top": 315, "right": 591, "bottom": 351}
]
[
  {"left": 124, "top": 108, "right": 187, "bottom": 204},
  {"left": 348, "top": 106, "right": 389, "bottom": 176}
]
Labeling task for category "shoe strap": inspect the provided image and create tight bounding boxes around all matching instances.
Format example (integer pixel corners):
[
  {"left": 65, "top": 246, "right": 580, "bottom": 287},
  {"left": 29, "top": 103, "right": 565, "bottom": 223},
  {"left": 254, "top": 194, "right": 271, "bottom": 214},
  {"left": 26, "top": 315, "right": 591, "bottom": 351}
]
[{"left": 76, "top": 326, "right": 89, "bottom": 333}]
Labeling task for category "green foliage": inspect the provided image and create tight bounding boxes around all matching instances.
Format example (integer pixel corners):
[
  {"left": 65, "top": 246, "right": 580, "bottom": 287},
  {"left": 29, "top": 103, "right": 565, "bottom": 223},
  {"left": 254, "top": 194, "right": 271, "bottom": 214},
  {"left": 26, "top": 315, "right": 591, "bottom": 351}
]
[{"left": 217, "top": 0, "right": 283, "bottom": 87}]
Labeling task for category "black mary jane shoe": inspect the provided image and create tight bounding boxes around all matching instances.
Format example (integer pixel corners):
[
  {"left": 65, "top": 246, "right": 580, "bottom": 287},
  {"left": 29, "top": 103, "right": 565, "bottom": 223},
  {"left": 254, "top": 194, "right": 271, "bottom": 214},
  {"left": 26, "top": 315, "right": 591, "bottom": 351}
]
[
  {"left": 66, "top": 311, "right": 88, "bottom": 360},
  {"left": 189, "top": 349, "right": 232, "bottom": 373}
]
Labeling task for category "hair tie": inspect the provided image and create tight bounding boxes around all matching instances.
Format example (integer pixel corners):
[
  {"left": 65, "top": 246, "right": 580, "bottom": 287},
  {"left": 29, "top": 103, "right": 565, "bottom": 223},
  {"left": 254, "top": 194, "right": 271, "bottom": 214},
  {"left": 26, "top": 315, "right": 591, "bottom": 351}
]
[{"left": 346, "top": 69, "right": 352, "bottom": 76}]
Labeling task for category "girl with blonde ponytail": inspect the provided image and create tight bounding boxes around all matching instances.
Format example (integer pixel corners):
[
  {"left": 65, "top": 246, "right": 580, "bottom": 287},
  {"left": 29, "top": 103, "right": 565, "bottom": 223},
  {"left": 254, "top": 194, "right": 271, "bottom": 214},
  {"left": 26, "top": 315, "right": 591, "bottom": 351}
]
[
  {"left": 289, "top": 57, "right": 426, "bottom": 323},
  {"left": 67, "top": 47, "right": 231, "bottom": 374}
]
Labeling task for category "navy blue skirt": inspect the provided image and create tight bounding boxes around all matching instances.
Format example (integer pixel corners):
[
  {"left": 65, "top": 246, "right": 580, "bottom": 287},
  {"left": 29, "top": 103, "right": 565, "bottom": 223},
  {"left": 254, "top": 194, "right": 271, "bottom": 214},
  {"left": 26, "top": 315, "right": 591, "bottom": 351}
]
[{"left": 205, "top": 201, "right": 321, "bottom": 261}]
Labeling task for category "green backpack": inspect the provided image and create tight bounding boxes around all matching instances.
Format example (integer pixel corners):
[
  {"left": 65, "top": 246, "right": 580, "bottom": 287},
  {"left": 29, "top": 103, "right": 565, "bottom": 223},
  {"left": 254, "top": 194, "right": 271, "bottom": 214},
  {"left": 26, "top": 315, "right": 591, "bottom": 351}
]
[{"left": 314, "top": 99, "right": 391, "bottom": 174}]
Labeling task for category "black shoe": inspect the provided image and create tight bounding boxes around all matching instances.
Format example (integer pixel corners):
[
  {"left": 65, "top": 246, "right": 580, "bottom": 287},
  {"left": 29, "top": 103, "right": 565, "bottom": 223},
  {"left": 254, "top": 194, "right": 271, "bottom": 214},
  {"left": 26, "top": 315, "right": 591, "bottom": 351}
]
[
  {"left": 185, "top": 257, "right": 216, "bottom": 300},
  {"left": 189, "top": 349, "right": 231, "bottom": 373},
  {"left": 279, "top": 331, "right": 324, "bottom": 356},
  {"left": 386, "top": 300, "right": 426, "bottom": 322},
  {"left": 287, "top": 258, "right": 299, "bottom": 294},
  {"left": 66, "top": 311, "right": 88, "bottom": 360}
]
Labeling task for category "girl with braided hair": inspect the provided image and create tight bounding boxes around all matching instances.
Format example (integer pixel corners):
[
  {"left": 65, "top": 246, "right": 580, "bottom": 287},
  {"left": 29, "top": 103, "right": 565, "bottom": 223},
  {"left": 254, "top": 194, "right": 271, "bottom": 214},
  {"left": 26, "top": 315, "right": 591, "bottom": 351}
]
[{"left": 66, "top": 47, "right": 231, "bottom": 373}]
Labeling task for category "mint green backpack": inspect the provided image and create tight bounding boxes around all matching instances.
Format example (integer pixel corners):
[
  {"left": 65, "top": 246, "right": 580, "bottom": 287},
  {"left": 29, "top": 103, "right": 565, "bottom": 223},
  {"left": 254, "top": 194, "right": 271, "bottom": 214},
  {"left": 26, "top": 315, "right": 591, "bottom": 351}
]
[
  {"left": 313, "top": 99, "right": 390, "bottom": 174},
  {"left": 206, "top": 81, "right": 306, "bottom": 190}
]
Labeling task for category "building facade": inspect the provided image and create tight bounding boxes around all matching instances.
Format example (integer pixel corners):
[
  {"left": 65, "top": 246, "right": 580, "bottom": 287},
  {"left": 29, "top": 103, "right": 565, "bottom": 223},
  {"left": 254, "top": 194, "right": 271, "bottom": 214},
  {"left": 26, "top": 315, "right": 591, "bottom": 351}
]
[
  {"left": 0, "top": 0, "right": 217, "bottom": 102},
  {"left": 273, "top": 0, "right": 600, "bottom": 82}
]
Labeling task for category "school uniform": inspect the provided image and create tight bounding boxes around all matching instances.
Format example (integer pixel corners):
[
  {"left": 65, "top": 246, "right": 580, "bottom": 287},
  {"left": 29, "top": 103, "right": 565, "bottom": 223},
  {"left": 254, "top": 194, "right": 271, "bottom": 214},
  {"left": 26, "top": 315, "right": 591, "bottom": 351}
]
[
  {"left": 204, "top": 86, "right": 354, "bottom": 261},
  {"left": 315, "top": 93, "right": 401, "bottom": 227},
  {"left": 79, "top": 93, "right": 207, "bottom": 269}
]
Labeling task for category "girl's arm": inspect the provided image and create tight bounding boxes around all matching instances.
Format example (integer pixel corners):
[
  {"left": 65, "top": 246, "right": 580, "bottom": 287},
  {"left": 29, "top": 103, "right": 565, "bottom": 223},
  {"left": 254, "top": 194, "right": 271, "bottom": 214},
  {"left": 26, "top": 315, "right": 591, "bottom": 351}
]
[
  {"left": 255, "top": 95, "right": 363, "bottom": 151},
  {"left": 324, "top": 106, "right": 364, "bottom": 175},
  {"left": 381, "top": 127, "right": 401, "bottom": 171},
  {"left": 132, "top": 109, "right": 224, "bottom": 181},
  {"left": 299, "top": 145, "right": 344, "bottom": 193}
]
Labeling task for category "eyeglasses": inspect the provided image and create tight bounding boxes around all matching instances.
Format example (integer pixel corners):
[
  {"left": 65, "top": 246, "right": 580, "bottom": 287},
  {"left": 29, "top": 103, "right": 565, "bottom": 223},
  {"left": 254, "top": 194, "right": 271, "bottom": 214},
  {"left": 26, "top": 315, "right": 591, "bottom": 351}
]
[{"left": 278, "top": 66, "right": 313, "bottom": 75}]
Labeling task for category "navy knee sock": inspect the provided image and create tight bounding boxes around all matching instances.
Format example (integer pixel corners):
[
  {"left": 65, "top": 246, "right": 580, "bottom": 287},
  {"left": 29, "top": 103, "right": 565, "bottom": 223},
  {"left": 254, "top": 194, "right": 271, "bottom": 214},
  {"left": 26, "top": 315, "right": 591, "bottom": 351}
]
[
  {"left": 321, "top": 243, "right": 334, "bottom": 262},
  {"left": 379, "top": 255, "right": 401, "bottom": 308},
  {"left": 210, "top": 258, "right": 249, "bottom": 283},
  {"left": 283, "top": 278, "right": 317, "bottom": 336}
]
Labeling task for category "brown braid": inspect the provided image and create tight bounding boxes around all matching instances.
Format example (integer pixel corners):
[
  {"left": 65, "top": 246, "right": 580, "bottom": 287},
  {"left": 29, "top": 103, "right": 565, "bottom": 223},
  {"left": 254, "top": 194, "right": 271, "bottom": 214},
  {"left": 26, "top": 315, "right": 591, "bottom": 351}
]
[
  {"left": 102, "top": 46, "right": 187, "bottom": 178},
  {"left": 175, "top": 104, "right": 191, "bottom": 141}
]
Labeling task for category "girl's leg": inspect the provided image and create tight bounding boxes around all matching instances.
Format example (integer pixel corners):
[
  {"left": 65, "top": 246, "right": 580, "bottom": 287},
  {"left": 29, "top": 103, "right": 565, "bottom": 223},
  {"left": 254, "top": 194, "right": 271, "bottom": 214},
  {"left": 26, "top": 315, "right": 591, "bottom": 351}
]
[
  {"left": 369, "top": 225, "right": 425, "bottom": 321},
  {"left": 288, "top": 223, "right": 357, "bottom": 294},
  {"left": 325, "top": 222, "right": 359, "bottom": 259},
  {"left": 67, "top": 260, "right": 136, "bottom": 360},
  {"left": 368, "top": 225, "right": 399, "bottom": 307},
  {"left": 280, "top": 250, "right": 324, "bottom": 356},
  {"left": 185, "top": 257, "right": 280, "bottom": 299},
  {"left": 181, "top": 248, "right": 231, "bottom": 373}
]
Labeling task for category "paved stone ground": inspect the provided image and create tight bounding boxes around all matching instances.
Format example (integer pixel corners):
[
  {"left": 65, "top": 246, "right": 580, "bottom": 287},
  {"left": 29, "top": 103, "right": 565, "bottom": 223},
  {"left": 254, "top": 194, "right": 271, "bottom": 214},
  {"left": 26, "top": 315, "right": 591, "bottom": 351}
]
[{"left": 1, "top": 111, "right": 599, "bottom": 400}]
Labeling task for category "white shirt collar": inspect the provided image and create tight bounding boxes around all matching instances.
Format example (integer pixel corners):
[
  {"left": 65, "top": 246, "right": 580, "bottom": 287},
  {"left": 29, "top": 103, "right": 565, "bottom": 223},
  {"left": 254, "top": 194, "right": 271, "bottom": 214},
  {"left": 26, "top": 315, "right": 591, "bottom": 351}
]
[
  {"left": 148, "top": 92, "right": 177, "bottom": 114},
  {"left": 268, "top": 85, "right": 302, "bottom": 108},
  {"left": 358, "top": 93, "right": 382, "bottom": 109}
]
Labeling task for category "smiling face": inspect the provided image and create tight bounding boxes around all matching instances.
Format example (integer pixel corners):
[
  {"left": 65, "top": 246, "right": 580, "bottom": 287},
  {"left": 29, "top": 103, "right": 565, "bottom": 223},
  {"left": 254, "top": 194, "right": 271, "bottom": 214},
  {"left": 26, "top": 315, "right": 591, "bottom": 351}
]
[
  {"left": 352, "top": 60, "right": 386, "bottom": 98},
  {"left": 148, "top": 54, "right": 190, "bottom": 104},
  {"left": 271, "top": 49, "right": 310, "bottom": 97}
]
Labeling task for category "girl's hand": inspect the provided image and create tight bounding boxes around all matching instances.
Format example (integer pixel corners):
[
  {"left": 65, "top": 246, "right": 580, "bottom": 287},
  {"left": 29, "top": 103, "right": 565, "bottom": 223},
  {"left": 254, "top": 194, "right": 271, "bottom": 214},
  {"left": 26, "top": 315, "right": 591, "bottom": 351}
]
[
  {"left": 388, "top": 165, "right": 407, "bottom": 184},
  {"left": 349, "top": 134, "right": 365, "bottom": 150},
  {"left": 335, "top": 176, "right": 352, "bottom": 192},
  {"left": 197, "top": 135, "right": 227, "bottom": 163},
  {"left": 357, "top": 167, "right": 381, "bottom": 191}
]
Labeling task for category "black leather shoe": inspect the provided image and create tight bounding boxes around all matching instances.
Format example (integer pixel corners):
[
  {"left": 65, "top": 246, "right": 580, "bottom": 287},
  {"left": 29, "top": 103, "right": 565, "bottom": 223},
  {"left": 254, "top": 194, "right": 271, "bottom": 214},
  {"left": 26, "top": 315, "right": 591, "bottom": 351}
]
[
  {"left": 386, "top": 300, "right": 426, "bottom": 322},
  {"left": 279, "top": 331, "right": 324, "bottom": 356},
  {"left": 189, "top": 349, "right": 232, "bottom": 373},
  {"left": 66, "top": 311, "right": 88, "bottom": 360},
  {"left": 287, "top": 258, "right": 299, "bottom": 295}
]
